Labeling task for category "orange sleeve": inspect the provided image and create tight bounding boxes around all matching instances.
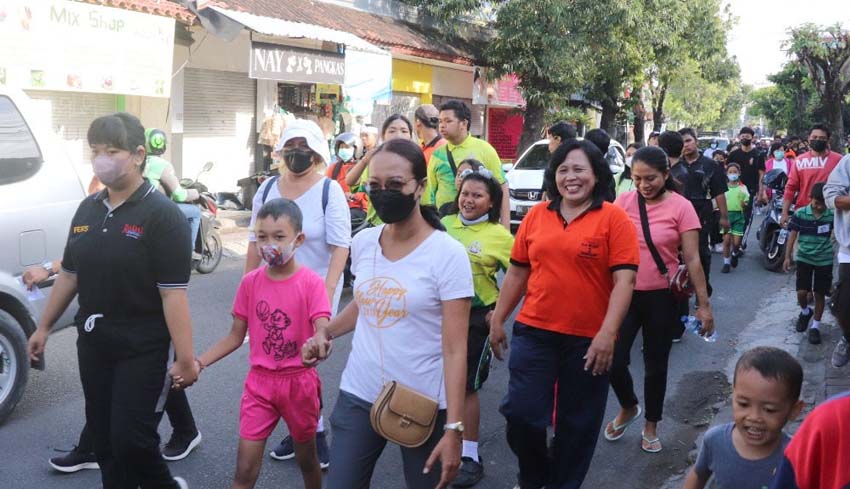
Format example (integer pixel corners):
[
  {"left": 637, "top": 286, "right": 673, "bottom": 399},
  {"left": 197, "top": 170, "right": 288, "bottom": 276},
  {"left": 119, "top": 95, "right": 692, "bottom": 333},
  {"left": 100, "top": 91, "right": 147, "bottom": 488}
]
[
  {"left": 607, "top": 206, "right": 640, "bottom": 270},
  {"left": 510, "top": 206, "right": 534, "bottom": 266}
]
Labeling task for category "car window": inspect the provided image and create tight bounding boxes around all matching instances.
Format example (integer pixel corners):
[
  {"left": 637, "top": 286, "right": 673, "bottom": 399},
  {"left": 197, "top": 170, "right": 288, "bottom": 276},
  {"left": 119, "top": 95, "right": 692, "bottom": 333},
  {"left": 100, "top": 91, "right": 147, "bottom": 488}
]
[
  {"left": 0, "top": 95, "right": 43, "bottom": 185},
  {"left": 515, "top": 144, "right": 550, "bottom": 170}
]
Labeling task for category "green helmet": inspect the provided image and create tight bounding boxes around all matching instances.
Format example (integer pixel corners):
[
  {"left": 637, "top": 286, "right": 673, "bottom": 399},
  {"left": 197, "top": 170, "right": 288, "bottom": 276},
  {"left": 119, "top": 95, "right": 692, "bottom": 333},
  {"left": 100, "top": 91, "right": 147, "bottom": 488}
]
[{"left": 145, "top": 128, "right": 167, "bottom": 156}]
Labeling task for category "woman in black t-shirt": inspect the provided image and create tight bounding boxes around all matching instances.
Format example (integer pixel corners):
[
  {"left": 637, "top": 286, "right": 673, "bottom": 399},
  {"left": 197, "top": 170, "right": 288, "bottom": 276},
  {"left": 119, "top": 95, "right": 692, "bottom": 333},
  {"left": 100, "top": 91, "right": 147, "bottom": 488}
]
[{"left": 28, "top": 113, "right": 198, "bottom": 489}]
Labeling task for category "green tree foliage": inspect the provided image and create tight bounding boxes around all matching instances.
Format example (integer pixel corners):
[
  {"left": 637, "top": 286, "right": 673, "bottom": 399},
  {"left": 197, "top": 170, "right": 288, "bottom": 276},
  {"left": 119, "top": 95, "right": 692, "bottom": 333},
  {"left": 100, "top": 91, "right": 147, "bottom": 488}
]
[
  {"left": 786, "top": 24, "right": 850, "bottom": 147},
  {"left": 749, "top": 62, "right": 818, "bottom": 136}
]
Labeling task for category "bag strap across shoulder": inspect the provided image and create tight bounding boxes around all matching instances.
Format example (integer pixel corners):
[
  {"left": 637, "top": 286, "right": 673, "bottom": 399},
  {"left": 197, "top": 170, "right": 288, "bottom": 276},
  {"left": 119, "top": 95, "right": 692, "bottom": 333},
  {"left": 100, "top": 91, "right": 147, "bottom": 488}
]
[
  {"left": 446, "top": 148, "right": 458, "bottom": 176},
  {"left": 262, "top": 175, "right": 330, "bottom": 215},
  {"left": 637, "top": 193, "right": 668, "bottom": 277}
]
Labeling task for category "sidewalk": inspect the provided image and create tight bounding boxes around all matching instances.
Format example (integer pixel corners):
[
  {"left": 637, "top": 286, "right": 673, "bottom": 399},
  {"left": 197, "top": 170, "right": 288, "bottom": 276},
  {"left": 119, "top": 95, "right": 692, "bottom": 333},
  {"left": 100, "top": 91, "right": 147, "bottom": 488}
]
[
  {"left": 217, "top": 210, "right": 252, "bottom": 258},
  {"left": 662, "top": 282, "right": 847, "bottom": 488}
]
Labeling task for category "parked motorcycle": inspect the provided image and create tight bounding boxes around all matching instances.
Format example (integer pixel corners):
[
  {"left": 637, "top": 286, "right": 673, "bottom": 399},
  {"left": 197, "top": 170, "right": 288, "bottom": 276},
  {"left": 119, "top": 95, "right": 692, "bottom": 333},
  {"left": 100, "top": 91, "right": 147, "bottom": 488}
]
[
  {"left": 180, "top": 162, "right": 224, "bottom": 274},
  {"left": 757, "top": 168, "right": 791, "bottom": 272},
  {"left": 237, "top": 170, "right": 274, "bottom": 210}
]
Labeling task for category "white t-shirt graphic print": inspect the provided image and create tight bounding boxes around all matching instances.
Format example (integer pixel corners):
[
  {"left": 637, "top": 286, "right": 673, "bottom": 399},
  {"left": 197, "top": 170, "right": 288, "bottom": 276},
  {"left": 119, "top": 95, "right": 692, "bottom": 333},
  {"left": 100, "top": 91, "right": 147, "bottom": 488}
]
[{"left": 340, "top": 225, "right": 474, "bottom": 409}]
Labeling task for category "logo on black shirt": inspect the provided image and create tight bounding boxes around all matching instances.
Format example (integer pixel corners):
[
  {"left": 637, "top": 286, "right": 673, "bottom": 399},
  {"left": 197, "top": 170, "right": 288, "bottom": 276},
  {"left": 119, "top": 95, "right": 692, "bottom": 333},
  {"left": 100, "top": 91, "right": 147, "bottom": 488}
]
[{"left": 122, "top": 224, "right": 144, "bottom": 239}]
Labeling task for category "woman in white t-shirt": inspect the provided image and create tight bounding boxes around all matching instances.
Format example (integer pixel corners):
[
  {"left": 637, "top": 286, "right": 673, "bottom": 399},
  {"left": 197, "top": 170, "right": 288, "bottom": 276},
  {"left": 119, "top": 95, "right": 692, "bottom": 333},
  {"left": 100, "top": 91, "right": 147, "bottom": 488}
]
[
  {"left": 246, "top": 119, "right": 351, "bottom": 464},
  {"left": 302, "top": 138, "right": 473, "bottom": 489},
  {"left": 246, "top": 119, "right": 351, "bottom": 312}
]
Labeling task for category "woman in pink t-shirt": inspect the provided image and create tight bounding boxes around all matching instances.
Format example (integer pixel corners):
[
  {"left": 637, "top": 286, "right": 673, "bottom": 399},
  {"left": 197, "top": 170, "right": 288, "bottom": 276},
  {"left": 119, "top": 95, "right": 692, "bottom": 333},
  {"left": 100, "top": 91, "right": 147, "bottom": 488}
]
[{"left": 607, "top": 146, "right": 716, "bottom": 453}]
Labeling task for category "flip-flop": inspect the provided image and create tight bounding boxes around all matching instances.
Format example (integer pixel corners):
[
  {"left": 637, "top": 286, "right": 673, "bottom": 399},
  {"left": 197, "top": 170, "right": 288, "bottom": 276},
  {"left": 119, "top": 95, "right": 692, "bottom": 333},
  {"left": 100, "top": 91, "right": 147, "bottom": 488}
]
[
  {"left": 604, "top": 405, "right": 642, "bottom": 441},
  {"left": 641, "top": 431, "right": 662, "bottom": 453}
]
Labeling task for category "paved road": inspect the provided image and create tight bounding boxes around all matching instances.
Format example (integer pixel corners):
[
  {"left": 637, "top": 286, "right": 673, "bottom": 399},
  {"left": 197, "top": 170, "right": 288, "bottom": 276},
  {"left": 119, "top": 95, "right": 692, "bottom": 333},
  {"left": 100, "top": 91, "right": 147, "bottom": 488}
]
[{"left": 0, "top": 225, "right": 794, "bottom": 489}]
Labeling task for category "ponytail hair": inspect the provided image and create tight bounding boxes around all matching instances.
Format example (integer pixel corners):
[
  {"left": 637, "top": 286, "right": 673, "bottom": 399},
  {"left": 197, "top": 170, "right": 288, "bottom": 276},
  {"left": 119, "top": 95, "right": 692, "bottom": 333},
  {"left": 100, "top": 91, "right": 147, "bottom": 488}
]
[
  {"left": 632, "top": 146, "right": 680, "bottom": 193},
  {"left": 371, "top": 138, "right": 445, "bottom": 231}
]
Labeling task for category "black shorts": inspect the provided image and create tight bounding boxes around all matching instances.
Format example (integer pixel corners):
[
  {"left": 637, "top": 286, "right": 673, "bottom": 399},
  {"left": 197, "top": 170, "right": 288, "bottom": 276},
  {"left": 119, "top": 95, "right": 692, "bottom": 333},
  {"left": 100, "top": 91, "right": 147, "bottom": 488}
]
[
  {"left": 466, "top": 307, "right": 493, "bottom": 393},
  {"left": 796, "top": 261, "right": 833, "bottom": 295}
]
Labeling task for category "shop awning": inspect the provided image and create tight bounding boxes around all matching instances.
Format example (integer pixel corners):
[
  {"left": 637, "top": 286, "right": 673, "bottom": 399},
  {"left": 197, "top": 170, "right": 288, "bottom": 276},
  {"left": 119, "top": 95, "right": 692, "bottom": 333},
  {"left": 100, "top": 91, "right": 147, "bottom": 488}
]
[{"left": 209, "top": 6, "right": 389, "bottom": 55}]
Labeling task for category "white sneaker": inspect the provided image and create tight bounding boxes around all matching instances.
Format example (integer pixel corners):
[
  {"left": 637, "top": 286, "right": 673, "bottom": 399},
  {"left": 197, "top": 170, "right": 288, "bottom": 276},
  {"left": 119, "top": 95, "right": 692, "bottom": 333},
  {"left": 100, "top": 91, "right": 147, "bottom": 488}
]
[
  {"left": 712, "top": 244, "right": 724, "bottom": 254},
  {"left": 833, "top": 337, "right": 850, "bottom": 368},
  {"left": 174, "top": 477, "right": 189, "bottom": 489}
]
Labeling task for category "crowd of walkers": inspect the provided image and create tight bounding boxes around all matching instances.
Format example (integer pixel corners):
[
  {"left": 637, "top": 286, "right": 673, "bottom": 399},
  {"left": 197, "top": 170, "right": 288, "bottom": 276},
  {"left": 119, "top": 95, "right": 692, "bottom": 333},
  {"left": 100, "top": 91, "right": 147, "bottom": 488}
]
[{"left": 22, "top": 100, "right": 850, "bottom": 489}]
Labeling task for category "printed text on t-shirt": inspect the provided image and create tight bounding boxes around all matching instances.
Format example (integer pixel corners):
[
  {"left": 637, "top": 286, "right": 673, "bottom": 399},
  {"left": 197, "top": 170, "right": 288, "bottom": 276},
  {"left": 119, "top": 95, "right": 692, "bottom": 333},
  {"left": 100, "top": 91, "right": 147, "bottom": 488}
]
[{"left": 355, "top": 277, "right": 409, "bottom": 328}]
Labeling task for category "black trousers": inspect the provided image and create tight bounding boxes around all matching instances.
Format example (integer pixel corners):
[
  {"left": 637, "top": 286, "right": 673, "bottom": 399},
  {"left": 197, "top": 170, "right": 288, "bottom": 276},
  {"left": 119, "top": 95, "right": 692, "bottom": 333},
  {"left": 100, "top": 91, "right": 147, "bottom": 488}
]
[
  {"left": 77, "top": 327, "right": 179, "bottom": 489},
  {"left": 609, "top": 290, "right": 677, "bottom": 422},
  {"left": 77, "top": 386, "right": 197, "bottom": 453},
  {"left": 837, "top": 264, "right": 850, "bottom": 341},
  {"left": 500, "top": 322, "right": 609, "bottom": 489}
]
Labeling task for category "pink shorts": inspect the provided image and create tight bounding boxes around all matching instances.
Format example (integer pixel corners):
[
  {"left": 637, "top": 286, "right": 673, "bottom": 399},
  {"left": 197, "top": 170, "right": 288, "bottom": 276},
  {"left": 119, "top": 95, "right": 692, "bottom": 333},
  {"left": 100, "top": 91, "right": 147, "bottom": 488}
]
[{"left": 239, "top": 367, "right": 321, "bottom": 443}]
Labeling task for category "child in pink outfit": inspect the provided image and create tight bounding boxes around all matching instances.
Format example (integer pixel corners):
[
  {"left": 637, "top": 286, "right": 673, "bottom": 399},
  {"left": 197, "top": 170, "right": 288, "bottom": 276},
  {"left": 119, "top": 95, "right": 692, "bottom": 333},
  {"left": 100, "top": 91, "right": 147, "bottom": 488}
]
[{"left": 198, "top": 199, "right": 329, "bottom": 489}]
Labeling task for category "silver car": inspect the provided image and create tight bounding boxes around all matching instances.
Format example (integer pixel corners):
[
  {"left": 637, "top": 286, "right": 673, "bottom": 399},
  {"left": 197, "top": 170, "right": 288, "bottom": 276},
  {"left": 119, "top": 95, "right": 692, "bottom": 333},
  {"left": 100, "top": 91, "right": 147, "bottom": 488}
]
[
  {"left": 506, "top": 138, "right": 625, "bottom": 228},
  {"left": 0, "top": 88, "right": 85, "bottom": 423}
]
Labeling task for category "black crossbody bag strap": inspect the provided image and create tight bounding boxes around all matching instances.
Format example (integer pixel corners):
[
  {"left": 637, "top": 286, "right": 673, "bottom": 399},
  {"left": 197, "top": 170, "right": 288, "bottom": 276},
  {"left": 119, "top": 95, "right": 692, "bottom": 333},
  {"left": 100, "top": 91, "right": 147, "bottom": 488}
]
[
  {"left": 637, "top": 193, "right": 668, "bottom": 277},
  {"left": 446, "top": 148, "right": 458, "bottom": 176}
]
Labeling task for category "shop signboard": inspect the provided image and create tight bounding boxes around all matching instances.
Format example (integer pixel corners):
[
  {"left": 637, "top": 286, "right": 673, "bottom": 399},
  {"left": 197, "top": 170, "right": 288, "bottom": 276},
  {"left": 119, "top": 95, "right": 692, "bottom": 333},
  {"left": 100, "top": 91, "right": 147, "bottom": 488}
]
[
  {"left": 0, "top": 0, "right": 175, "bottom": 97},
  {"left": 250, "top": 42, "right": 345, "bottom": 85},
  {"left": 472, "top": 67, "right": 526, "bottom": 108}
]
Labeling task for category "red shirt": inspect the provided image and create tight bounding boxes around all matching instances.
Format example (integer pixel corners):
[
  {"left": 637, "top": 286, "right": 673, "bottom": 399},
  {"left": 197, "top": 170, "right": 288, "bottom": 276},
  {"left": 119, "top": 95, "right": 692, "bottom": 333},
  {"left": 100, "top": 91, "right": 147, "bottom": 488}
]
[
  {"left": 784, "top": 151, "right": 843, "bottom": 207},
  {"left": 511, "top": 200, "right": 639, "bottom": 338},
  {"left": 326, "top": 160, "right": 368, "bottom": 211}
]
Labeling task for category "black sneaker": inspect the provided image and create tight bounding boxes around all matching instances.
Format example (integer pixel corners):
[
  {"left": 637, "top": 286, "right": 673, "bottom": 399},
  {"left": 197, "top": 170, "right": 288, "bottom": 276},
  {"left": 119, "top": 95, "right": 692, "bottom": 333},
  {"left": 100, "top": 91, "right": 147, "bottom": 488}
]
[
  {"left": 731, "top": 251, "right": 740, "bottom": 268},
  {"left": 162, "top": 431, "right": 202, "bottom": 461},
  {"left": 721, "top": 263, "right": 731, "bottom": 273},
  {"left": 317, "top": 431, "right": 330, "bottom": 470},
  {"left": 49, "top": 447, "right": 99, "bottom": 473},
  {"left": 269, "top": 432, "right": 330, "bottom": 468},
  {"left": 452, "top": 457, "right": 484, "bottom": 487},
  {"left": 269, "top": 435, "right": 294, "bottom": 461},
  {"left": 808, "top": 328, "right": 822, "bottom": 345},
  {"left": 796, "top": 311, "right": 813, "bottom": 332}
]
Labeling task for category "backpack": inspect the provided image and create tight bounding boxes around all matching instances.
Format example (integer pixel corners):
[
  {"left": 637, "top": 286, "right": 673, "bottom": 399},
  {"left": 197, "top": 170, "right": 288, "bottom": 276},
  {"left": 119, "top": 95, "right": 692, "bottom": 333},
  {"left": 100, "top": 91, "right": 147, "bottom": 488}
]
[{"left": 261, "top": 175, "right": 330, "bottom": 214}]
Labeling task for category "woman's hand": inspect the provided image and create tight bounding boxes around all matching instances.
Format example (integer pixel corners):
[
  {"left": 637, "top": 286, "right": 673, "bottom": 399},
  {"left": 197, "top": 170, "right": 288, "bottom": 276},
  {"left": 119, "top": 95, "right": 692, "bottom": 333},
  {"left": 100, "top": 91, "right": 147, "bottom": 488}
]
[
  {"left": 27, "top": 328, "right": 49, "bottom": 362},
  {"left": 424, "top": 432, "right": 462, "bottom": 488},
  {"left": 489, "top": 318, "right": 509, "bottom": 361},
  {"left": 584, "top": 329, "right": 616, "bottom": 376},
  {"left": 170, "top": 359, "right": 199, "bottom": 389},
  {"left": 302, "top": 330, "right": 333, "bottom": 367},
  {"left": 695, "top": 305, "right": 715, "bottom": 339},
  {"left": 783, "top": 257, "right": 792, "bottom": 273}
]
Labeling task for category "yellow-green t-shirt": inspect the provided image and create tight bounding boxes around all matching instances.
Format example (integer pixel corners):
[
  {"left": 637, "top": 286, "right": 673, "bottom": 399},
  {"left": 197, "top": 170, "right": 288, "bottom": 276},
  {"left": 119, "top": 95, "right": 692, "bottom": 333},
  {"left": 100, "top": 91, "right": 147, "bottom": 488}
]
[
  {"left": 425, "top": 135, "right": 506, "bottom": 209},
  {"left": 354, "top": 168, "right": 383, "bottom": 226},
  {"left": 725, "top": 183, "right": 749, "bottom": 212},
  {"left": 442, "top": 214, "right": 514, "bottom": 308}
]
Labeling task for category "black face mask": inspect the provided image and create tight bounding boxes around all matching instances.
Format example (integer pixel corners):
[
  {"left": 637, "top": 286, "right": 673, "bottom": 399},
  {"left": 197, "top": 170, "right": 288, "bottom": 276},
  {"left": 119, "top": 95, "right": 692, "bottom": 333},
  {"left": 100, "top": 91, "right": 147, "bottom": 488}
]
[
  {"left": 369, "top": 188, "right": 418, "bottom": 223},
  {"left": 810, "top": 140, "right": 828, "bottom": 153},
  {"left": 740, "top": 139, "right": 752, "bottom": 146},
  {"left": 283, "top": 149, "right": 315, "bottom": 174}
]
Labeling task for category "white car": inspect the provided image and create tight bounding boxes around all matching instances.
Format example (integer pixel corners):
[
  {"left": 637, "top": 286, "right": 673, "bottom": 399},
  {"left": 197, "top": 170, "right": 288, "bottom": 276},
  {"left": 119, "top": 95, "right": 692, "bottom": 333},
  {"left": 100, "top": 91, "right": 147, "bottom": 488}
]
[{"left": 505, "top": 138, "right": 625, "bottom": 228}]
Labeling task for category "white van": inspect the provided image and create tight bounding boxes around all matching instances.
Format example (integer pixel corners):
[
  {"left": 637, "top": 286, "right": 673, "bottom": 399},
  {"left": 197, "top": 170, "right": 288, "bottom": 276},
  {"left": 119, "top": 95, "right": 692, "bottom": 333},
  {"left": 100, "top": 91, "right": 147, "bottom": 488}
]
[{"left": 0, "top": 88, "right": 85, "bottom": 423}]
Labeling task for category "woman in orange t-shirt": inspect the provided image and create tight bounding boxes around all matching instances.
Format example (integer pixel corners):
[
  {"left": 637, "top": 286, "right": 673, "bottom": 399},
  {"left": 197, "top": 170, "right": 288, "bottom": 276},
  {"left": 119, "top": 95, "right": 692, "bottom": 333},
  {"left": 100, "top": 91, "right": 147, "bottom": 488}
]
[{"left": 489, "top": 139, "right": 639, "bottom": 489}]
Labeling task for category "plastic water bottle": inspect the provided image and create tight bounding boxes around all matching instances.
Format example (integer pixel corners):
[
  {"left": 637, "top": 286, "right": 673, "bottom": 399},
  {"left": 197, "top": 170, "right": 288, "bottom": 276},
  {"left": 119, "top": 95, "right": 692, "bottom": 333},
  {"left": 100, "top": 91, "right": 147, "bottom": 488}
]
[
  {"left": 777, "top": 228, "right": 789, "bottom": 245},
  {"left": 681, "top": 315, "right": 716, "bottom": 342}
]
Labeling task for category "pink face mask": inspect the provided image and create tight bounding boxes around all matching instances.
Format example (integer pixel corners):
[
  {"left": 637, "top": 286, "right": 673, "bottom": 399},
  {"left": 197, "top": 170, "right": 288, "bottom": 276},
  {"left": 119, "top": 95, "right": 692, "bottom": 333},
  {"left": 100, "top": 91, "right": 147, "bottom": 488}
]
[{"left": 92, "top": 153, "right": 132, "bottom": 186}]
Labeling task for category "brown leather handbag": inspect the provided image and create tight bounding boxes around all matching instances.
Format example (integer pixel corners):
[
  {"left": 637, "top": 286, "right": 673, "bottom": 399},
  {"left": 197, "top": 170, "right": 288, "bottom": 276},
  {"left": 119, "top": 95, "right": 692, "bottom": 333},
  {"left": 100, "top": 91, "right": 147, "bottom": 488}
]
[
  {"left": 366, "top": 237, "right": 440, "bottom": 448},
  {"left": 370, "top": 380, "right": 439, "bottom": 448}
]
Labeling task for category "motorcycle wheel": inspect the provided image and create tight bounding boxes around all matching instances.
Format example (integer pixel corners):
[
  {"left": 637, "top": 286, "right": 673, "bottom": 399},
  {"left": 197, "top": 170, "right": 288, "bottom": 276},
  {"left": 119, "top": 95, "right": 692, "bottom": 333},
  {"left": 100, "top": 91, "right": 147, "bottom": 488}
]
[
  {"left": 195, "top": 232, "right": 223, "bottom": 274},
  {"left": 762, "top": 231, "right": 785, "bottom": 272}
]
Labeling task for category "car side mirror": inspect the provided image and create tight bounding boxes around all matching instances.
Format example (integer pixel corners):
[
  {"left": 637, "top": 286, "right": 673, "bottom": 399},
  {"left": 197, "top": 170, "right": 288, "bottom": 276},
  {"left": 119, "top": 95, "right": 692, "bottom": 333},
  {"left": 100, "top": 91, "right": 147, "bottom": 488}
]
[{"left": 501, "top": 163, "right": 513, "bottom": 173}]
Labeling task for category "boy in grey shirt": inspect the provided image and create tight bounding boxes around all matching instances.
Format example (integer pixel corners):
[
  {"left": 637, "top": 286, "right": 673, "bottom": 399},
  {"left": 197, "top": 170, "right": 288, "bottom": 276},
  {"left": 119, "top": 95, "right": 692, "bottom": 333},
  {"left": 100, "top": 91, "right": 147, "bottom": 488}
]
[{"left": 683, "top": 347, "right": 804, "bottom": 489}]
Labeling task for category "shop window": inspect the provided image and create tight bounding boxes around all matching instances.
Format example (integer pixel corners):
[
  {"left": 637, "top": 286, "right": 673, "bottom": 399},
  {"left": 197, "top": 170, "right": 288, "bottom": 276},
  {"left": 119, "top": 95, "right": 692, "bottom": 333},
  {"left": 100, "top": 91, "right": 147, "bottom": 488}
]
[{"left": 0, "top": 96, "right": 43, "bottom": 186}]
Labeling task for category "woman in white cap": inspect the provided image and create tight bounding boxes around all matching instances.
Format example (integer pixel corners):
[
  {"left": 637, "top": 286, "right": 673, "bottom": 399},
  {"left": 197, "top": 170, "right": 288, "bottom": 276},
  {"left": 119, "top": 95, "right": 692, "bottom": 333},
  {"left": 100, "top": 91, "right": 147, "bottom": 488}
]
[{"left": 245, "top": 119, "right": 351, "bottom": 467}]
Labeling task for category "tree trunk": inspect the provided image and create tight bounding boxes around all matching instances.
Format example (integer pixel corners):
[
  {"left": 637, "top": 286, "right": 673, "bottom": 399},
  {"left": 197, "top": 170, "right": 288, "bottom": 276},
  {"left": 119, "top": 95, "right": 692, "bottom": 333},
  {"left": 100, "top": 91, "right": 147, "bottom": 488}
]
[
  {"left": 600, "top": 100, "right": 618, "bottom": 136},
  {"left": 652, "top": 83, "right": 668, "bottom": 132},
  {"left": 824, "top": 82, "right": 845, "bottom": 150},
  {"left": 633, "top": 101, "right": 646, "bottom": 144},
  {"left": 519, "top": 101, "right": 545, "bottom": 158}
]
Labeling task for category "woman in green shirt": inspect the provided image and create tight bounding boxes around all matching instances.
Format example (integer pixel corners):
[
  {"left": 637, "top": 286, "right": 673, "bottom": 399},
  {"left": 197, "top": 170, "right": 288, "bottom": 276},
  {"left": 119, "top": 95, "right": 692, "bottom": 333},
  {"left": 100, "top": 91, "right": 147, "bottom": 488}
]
[{"left": 441, "top": 161, "right": 514, "bottom": 487}]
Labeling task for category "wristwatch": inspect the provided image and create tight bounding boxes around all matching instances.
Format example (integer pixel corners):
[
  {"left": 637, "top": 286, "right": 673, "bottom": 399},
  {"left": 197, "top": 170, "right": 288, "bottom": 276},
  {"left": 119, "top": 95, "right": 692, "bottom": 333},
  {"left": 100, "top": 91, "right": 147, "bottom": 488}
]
[
  {"left": 41, "top": 260, "right": 55, "bottom": 276},
  {"left": 444, "top": 421, "right": 464, "bottom": 434}
]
